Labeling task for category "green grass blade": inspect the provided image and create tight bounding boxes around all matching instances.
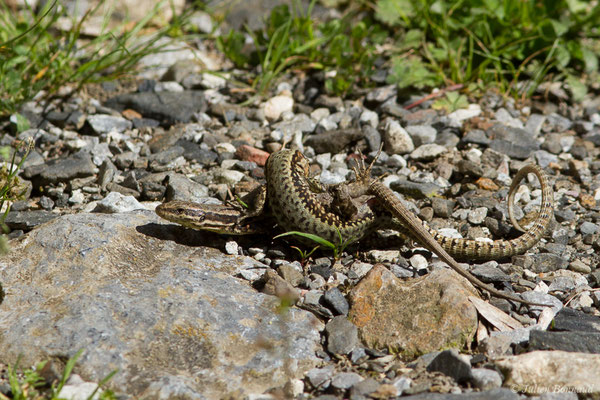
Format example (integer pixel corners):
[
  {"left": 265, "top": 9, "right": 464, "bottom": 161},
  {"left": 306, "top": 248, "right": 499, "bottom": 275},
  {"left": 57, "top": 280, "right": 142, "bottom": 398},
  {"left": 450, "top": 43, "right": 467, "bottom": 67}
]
[
  {"left": 55, "top": 349, "right": 84, "bottom": 394},
  {"left": 274, "top": 231, "right": 336, "bottom": 250}
]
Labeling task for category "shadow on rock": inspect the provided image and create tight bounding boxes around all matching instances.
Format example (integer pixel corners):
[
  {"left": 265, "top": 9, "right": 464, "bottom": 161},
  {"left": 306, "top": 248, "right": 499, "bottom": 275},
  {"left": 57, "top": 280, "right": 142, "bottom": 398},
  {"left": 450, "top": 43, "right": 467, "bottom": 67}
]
[{"left": 137, "top": 222, "right": 228, "bottom": 248}]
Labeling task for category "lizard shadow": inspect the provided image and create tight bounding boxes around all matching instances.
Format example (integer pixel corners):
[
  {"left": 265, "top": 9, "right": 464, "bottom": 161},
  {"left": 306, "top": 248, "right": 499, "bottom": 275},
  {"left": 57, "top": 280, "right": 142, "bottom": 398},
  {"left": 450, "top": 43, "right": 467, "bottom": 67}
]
[{"left": 137, "top": 222, "right": 233, "bottom": 249}]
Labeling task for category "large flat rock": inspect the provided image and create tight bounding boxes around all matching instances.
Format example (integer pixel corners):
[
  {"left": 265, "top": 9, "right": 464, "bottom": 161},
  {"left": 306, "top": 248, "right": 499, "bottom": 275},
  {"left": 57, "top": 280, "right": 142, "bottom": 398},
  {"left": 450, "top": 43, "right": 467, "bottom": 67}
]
[
  {"left": 349, "top": 265, "right": 479, "bottom": 358},
  {"left": 0, "top": 211, "right": 322, "bottom": 399}
]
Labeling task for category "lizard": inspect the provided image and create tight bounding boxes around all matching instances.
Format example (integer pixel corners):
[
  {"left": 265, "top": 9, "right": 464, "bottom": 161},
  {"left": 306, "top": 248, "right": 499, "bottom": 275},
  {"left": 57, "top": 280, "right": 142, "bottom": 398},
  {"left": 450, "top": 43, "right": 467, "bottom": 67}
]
[{"left": 156, "top": 148, "right": 554, "bottom": 306}]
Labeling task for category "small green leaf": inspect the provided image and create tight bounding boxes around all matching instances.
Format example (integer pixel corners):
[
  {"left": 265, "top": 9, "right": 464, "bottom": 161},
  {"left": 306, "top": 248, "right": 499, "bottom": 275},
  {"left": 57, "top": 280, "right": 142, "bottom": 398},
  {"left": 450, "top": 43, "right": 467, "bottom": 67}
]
[
  {"left": 430, "top": 0, "right": 445, "bottom": 15},
  {"left": 538, "top": 19, "right": 568, "bottom": 40},
  {"left": 386, "top": 56, "right": 440, "bottom": 89},
  {"left": 432, "top": 92, "right": 469, "bottom": 113},
  {"left": 566, "top": 74, "right": 587, "bottom": 102},
  {"left": 553, "top": 44, "right": 571, "bottom": 68},
  {"left": 396, "top": 29, "right": 423, "bottom": 52},
  {"left": 565, "top": 0, "right": 588, "bottom": 13},
  {"left": 581, "top": 47, "right": 598, "bottom": 74},
  {"left": 375, "top": 0, "right": 413, "bottom": 26}
]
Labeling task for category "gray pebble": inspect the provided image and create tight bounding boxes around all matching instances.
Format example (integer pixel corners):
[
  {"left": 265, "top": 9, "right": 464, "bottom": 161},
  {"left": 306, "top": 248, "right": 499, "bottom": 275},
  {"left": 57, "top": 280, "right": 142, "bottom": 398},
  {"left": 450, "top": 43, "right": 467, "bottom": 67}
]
[
  {"left": 323, "top": 287, "right": 349, "bottom": 316},
  {"left": 467, "top": 207, "right": 488, "bottom": 225},
  {"left": 471, "top": 263, "right": 510, "bottom": 283},
  {"left": 95, "top": 192, "right": 145, "bottom": 213},
  {"left": 534, "top": 149, "right": 559, "bottom": 167},
  {"left": 426, "top": 349, "right": 473, "bottom": 383},
  {"left": 384, "top": 119, "right": 414, "bottom": 154},
  {"left": 470, "top": 368, "right": 503, "bottom": 390},
  {"left": 306, "top": 365, "right": 334, "bottom": 389},
  {"left": 320, "top": 169, "right": 346, "bottom": 185},
  {"left": 580, "top": 221, "right": 599, "bottom": 235},
  {"left": 546, "top": 112, "right": 573, "bottom": 132},
  {"left": 432, "top": 198, "right": 455, "bottom": 218},
  {"left": 39, "top": 196, "right": 54, "bottom": 210},
  {"left": 316, "top": 117, "right": 338, "bottom": 133},
  {"left": 362, "top": 125, "right": 382, "bottom": 152},
  {"left": 277, "top": 263, "right": 303, "bottom": 287},
  {"left": 325, "top": 315, "right": 359, "bottom": 355},
  {"left": 525, "top": 113, "right": 546, "bottom": 135},
  {"left": 23, "top": 151, "right": 97, "bottom": 186},
  {"left": 406, "top": 125, "right": 437, "bottom": 146},
  {"left": 302, "top": 289, "right": 333, "bottom": 318},
  {"left": 463, "top": 129, "right": 490, "bottom": 145},
  {"left": 360, "top": 109, "right": 378, "bottom": 128},
  {"left": 224, "top": 241, "right": 239, "bottom": 255},
  {"left": 87, "top": 114, "right": 132, "bottom": 134},
  {"left": 104, "top": 90, "right": 207, "bottom": 125},
  {"left": 331, "top": 371, "right": 363, "bottom": 390},
  {"left": 410, "top": 143, "right": 447, "bottom": 160},
  {"left": 213, "top": 169, "right": 245, "bottom": 185},
  {"left": 4, "top": 210, "right": 59, "bottom": 231},
  {"left": 349, "top": 261, "right": 373, "bottom": 280},
  {"left": 350, "top": 377, "right": 380, "bottom": 397},
  {"left": 569, "top": 259, "right": 592, "bottom": 274}
]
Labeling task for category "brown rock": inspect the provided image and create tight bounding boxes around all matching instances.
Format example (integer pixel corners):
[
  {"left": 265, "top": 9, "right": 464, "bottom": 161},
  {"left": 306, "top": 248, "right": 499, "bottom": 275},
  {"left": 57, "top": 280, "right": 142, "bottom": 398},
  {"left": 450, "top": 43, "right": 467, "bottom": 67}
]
[
  {"left": 235, "top": 145, "right": 270, "bottom": 166},
  {"left": 260, "top": 269, "right": 300, "bottom": 304},
  {"left": 122, "top": 109, "right": 142, "bottom": 120},
  {"left": 348, "top": 265, "right": 478, "bottom": 358},
  {"left": 476, "top": 177, "right": 500, "bottom": 191},
  {"left": 579, "top": 193, "right": 596, "bottom": 209}
]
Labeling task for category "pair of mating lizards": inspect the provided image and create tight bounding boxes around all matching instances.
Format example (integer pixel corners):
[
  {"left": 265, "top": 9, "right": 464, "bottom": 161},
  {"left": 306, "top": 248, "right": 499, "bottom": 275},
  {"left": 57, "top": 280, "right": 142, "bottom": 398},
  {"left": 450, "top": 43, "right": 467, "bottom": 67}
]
[{"left": 156, "top": 148, "right": 554, "bottom": 306}]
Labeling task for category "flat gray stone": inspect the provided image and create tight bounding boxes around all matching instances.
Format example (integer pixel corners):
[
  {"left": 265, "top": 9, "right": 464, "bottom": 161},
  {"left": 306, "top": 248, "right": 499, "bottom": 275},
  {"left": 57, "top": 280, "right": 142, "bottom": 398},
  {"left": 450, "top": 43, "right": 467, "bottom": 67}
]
[
  {"left": 402, "top": 388, "right": 520, "bottom": 399},
  {"left": 23, "top": 151, "right": 97, "bottom": 186},
  {"left": 325, "top": 315, "right": 359, "bottom": 355},
  {"left": 553, "top": 307, "right": 600, "bottom": 332},
  {"left": 495, "top": 351, "right": 600, "bottom": 394},
  {"left": 426, "top": 349, "right": 473, "bottom": 383},
  {"left": 471, "top": 263, "right": 511, "bottom": 283},
  {"left": 304, "top": 128, "right": 363, "bottom": 154},
  {"left": 87, "top": 114, "right": 132, "bottom": 134},
  {"left": 390, "top": 179, "right": 443, "bottom": 199},
  {"left": 470, "top": 368, "right": 502, "bottom": 390},
  {"left": 0, "top": 211, "right": 321, "bottom": 399},
  {"left": 529, "top": 330, "right": 600, "bottom": 353},
  {"left": 406, "top": 125, "right": 437, "bottom": 147},
  {"left": 4, "top": 210, "right": 59, "bottom": 231},
  {"left": 104, "top": 90, "right": 207, "bottom": 126},
  {"left": 384, "top": 119, "right": 415, "bottom": 154},
  {"left": 410, "top": 143, "right": 447, "bottom": 161}
]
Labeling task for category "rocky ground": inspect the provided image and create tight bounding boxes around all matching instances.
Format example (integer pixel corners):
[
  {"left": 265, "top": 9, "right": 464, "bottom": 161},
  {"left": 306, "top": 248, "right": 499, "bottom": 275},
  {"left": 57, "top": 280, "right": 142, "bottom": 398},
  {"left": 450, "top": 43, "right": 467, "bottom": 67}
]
[{"left": 2, "top": 4, "right": 600, "bottom": 400}]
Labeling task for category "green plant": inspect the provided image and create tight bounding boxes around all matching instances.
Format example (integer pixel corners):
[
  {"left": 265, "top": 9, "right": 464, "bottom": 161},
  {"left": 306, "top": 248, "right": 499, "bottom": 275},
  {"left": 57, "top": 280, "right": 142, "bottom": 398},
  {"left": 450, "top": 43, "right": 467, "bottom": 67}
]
[
  {"left": 1, "top": 350, "right": 117, "bottom": 400},
  {"left": 274, "top": 227, "right": 354, "bottom": 260},
  {"left": 378, "top": 0, "right": 600, "bottom": 97},
  {"left": 432, "top": 91, "right": 469, "bottom": 113},
  {"left": 0, "top": 0, "right": 178, "bottom": 116},
  {"left": 216, "top": 1, "right": 386, "bottom": 96},
  {"left": 0, "top": 138, "right": 33, "bottom": 254},
  {"left": 290, "top": 244, "right": 319, "bottom": 265}
]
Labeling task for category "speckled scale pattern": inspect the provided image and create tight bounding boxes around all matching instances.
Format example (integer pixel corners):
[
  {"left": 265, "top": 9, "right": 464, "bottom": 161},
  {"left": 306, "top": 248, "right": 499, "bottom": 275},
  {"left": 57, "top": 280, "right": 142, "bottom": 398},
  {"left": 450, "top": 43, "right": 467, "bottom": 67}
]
[
  {"left": 266, "top": 150, "right": 554, "bottom": 261},
  {"left": 426, "top": 164, "right": 554, "bottom": 260},
  {"left": 265, "top": 150, "right": 382, "bottom": 244}
]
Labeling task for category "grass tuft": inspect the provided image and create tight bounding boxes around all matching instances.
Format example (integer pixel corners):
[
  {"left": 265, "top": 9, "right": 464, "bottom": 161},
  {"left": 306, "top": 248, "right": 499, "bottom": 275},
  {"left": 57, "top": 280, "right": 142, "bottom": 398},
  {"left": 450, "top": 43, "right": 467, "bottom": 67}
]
[
  {"left": 0, "top": 0, "right": 181, "bottom": 117},
  {"left": 1, "top": 350, "right": 117, "bottom": 400},
  {"left": 216, "top": 0, "right": 599, "bottom": 99}
]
